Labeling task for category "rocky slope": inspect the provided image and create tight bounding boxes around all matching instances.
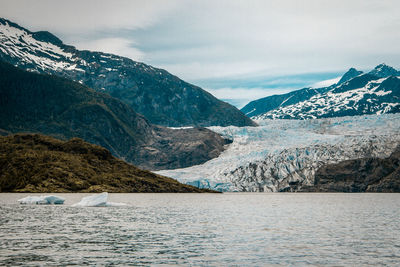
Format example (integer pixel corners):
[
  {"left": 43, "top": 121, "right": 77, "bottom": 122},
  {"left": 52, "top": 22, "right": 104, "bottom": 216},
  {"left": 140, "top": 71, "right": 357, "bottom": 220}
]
[
  {"left": 0, "top": 18, "right": 255, "bottom": 127},
  {"left": 302, "top": 146, "right": 400, "bottom": 192},
  {"left": 157, "top": 114, "right": 400, "bottom": 192},
  {"left": 0, "top": 133, "right": 216, "bottom": 193},
  {"left": 0, "top": 60, "right": 228, "bottom": 170},
  {"left": 242, "top": 64, "right": 400, "bottom": 120},
  {"left": 337, "top": 67, "right": 363, "bottom": 85}
]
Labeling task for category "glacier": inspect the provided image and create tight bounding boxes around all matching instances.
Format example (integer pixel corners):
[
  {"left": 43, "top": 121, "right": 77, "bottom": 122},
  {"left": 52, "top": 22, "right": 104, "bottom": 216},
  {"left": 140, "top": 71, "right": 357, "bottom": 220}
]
[
  {"left": 18, "top": 195, "right": 65, "bottom": 205},
  {"left": 157, "top": 114, "right": 400, "bottom": 192},
  {"left": 72, "top": 192, "right": 126, "bottom": 207}
]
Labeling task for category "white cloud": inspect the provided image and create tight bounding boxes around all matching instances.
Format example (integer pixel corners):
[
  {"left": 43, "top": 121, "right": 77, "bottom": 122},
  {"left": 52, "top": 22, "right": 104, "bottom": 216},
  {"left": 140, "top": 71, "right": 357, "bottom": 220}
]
[
  {"left": 0, "top": 0, "right": 180, "bottom": 33},
  {"left": 74, "top": 38, "right": 145, "bottom": 61},
  {"left": 312, "top": 77, "right": 341, "bottom": 88},
  {"left": 205, "top": 87, "right": 295, "bottom": 108},
  {"left": 1, "top": 0, "right": 399, "bottom": 87}
]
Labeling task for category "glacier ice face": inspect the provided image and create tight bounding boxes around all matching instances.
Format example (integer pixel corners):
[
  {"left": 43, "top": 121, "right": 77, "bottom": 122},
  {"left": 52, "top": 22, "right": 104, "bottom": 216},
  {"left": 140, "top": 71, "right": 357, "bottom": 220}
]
[
  {"left": 18, "top": 195, "right": 65, "bottom": 205},
  {"left": 72, "top": 192, "right": 126, "bottom": 207},
  {"left": 157, "top": 114, "right": 400, "bottom": 192}
]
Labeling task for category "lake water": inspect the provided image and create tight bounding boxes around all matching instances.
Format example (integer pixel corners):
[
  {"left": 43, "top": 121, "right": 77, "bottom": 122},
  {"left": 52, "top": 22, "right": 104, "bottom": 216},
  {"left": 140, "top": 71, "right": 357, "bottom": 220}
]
[{"left": 0, "top": 193, "right": 399, "bottom": 266}]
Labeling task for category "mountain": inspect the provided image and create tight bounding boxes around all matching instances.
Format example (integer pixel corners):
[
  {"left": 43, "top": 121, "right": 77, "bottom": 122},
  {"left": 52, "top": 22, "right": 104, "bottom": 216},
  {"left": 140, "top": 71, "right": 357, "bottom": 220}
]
[
  {"left": 246, "top": 64, "right": 400, "bottom": 120},
  {"left": 0, "top": 133, "right": 216, "bottom": 193},
  {"left": 240, "top": 87, "right": 328, "bottom": 117},
  {"left": 0, "top": 18, "right": 255, "bottom": 127},
  {"left": 302, "top": 146, "right": 400, "bottom": 192},
  {"left": 337, "top": 67, "right": 363, "bottom": 84},
  {"left": 0, "top": 60, "right": 229, "bottom": 171},
  {"left": 368, "top": 63, "right": 400, "bottom": 78}
]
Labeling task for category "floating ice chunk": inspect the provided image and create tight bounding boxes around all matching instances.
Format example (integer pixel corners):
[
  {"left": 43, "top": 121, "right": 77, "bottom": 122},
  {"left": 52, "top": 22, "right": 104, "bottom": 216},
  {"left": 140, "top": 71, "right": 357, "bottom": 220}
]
[
  {"left": 72, "top": 192, "right": 126, "bottom": 207},
  {"left": 18, "top": 195, "right": 65, "bottom": 205},
  {"left": 73, "top": 192, "right": 107, "bottom": 207},
  {"left": 106, "top": 201, "right": 128, "bottom": 207}
]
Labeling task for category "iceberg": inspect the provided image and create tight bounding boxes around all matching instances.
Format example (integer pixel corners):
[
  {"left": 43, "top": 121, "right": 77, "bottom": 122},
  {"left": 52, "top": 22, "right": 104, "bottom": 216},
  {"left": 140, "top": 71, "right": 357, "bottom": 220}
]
[
  {"left": 72, "top": 192, "right": 126, "bottom": 207},
  {"left": 18, "top": 195, "right": 65, "bottom": 205}
]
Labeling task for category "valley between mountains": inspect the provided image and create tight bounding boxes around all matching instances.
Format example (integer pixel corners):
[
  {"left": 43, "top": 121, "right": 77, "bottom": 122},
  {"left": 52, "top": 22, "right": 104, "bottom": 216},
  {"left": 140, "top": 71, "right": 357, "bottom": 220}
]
[{"left": 1, "top": 17, "right": 399, "bottom": 192}]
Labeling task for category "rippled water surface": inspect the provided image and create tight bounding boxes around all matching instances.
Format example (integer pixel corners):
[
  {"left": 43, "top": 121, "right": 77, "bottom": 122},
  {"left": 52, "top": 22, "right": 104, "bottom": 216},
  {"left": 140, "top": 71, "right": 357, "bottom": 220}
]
[{"left": 0, "top": 193, "right": 399, "bottom": 266}]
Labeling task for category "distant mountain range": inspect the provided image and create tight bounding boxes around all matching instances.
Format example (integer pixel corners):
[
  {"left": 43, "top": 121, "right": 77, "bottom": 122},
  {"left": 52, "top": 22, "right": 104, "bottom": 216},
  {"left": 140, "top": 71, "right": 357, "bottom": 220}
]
[
  {"left": 242, "top": 64, "right": 400, "bottom": 119},
  {"left": 0, "top": 60, "right": 229, "bottom": 171},
  {"left": 0, "top": 18, "right": 255, "bottom": 127}
]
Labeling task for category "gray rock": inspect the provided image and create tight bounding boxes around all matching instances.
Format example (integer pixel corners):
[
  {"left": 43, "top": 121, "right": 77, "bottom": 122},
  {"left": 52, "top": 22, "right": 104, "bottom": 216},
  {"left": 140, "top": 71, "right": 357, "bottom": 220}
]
[{"left": 307, "top": 146, "right": 400, "bottom": 192}]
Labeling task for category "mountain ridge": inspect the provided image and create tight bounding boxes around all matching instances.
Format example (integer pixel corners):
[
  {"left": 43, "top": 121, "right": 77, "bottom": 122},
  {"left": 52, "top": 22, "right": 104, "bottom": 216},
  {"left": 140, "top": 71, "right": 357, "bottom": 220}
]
[
  {"left": 0, "top": 17, "right": 255, "bottom": 127},
  {"left": 337, "top": 67, "right": 363, "bottom": 85},
  {"left": 242, "top": 64, "right": 400, "bottom": 120},
  {"left": 0, "top": 60, "right": 229, "bottom": 171}
]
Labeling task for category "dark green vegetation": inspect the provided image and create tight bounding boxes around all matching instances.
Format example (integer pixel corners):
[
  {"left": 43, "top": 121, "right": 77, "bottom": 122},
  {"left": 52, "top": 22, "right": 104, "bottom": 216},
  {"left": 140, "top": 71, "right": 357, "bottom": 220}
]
[
  {"left": 302, "top": 146, "right": 400, "bottom": 192},
  {"left": 0, "top": 18, "right": 255, "bottom": 127},
  {"left": 0, "top": 134, "right": 216, "bottom": 193},
  {"left": 0, "top": 60, "right": 229, "bottom": 170}
]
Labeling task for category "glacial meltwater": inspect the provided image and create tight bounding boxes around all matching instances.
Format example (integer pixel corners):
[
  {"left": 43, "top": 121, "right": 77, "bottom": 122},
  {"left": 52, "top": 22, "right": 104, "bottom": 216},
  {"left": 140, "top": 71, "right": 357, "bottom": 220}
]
[{"left": 0, "top": 193, "right": 399, "bottom": 266}]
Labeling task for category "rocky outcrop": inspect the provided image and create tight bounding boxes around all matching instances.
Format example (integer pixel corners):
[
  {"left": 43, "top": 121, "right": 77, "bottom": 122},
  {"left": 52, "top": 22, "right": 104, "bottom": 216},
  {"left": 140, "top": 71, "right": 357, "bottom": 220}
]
[
  {"left": 0, "top": 134, "right": 216, "bottom": 193},
  {"left": 0, "top": 18, "right": 255, "bottom": 127},
  {"left": 304, "top": 146, "right": 400, "bottom": 192},
  {"left": 0, "top": 60, "right": 228, "bottom": 170}
]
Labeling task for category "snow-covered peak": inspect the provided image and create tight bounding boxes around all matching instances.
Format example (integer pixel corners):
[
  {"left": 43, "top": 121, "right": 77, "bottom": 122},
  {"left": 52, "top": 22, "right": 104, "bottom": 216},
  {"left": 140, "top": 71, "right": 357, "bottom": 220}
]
[
  {"left": 369, "top": 63, "right": 400, "bottom": 78},
  {"left": 253, "top": 75, "right": 400, "bottom": 120},
  {"left": 0, "top": 18, "right": 78, "bottom": 72}
]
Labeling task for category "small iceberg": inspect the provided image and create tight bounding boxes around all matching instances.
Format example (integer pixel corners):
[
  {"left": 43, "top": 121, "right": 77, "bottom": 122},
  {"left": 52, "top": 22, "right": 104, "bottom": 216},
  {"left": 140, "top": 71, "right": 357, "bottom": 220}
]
[
  {"left": 18, "top": 195, "right": 65, "bottom": 205},
  {"left": 72, "top": 192, "right": 126, "bottom": 207}
]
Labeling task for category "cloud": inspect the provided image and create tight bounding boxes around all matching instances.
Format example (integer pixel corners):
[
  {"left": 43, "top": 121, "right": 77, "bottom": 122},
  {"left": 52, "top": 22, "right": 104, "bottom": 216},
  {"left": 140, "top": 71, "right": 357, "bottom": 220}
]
[
  {"left": 127, "top": 0, "right": 400, "bottom": 81},
  {"left": 205, "top": 87, "right": 296, "bottom": 109},
  {"left": 200, "top": 71, "right": 346, "bottom": 107},
  {"left": 1, "top": 0, "right": 399, "bottom": 103},
  {"left": 312, "top": 77, "right": 341, "bottom": 88},
  {"left": 74, "top": 38, "right": 145, "bottom": 61},
  {"left": 0, "top": 0, "right": 180, "bottom": 34}
]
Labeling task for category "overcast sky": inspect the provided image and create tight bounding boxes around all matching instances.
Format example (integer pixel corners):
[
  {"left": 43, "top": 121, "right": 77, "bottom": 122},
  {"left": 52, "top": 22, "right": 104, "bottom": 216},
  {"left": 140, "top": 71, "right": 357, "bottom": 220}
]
[{"left": 1, "top": 0, "right": 399, "bottom": 107}]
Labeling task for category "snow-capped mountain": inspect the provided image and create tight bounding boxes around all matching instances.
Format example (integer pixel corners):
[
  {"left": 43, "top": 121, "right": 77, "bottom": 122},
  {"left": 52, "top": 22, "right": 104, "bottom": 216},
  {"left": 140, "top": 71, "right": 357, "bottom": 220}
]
[
  {"left": 0, "top": 18, "right": 255, "bottom": 127},
  {"left": 256, "top": 75, "right": 400, "bottom": 120},
  {"left": 241, "top": 64, "right": 400, "bottom": 120},
  {"left": 157, "top": 114, "right": 400, "bottom": 192},
  {"left": 369, "top": 63, "right": 400, "bottom": 78},
  {"left": 241, "top": 87, "right": 328, "bottom": 118}
]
